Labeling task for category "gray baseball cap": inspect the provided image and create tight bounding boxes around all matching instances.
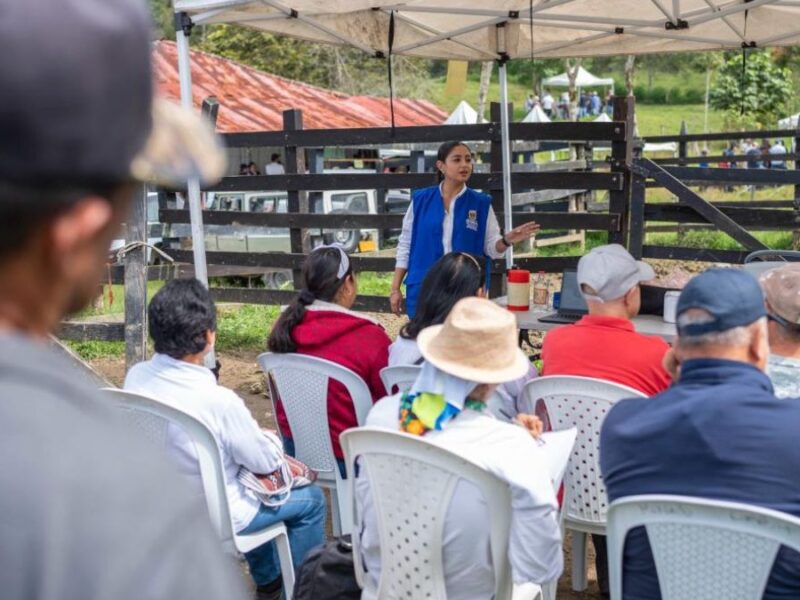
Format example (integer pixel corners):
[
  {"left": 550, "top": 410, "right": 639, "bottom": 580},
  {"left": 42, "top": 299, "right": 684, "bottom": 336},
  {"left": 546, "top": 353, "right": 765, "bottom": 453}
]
[
  {"left": 577, "top": 244, "right": 656, "bottom": 301},
  {"left": 0, "top": 0, "right": 225, "bottom": 187}
]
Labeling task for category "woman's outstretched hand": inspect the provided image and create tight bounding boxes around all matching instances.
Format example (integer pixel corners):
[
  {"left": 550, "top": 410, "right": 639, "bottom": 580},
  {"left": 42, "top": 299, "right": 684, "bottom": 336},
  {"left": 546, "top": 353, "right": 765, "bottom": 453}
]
[
  {"left": 390, "top": 289, "right": 404, "bottom": 315},
  {"left": 505, "top": 221, "right": 541, "bottom": 245}
]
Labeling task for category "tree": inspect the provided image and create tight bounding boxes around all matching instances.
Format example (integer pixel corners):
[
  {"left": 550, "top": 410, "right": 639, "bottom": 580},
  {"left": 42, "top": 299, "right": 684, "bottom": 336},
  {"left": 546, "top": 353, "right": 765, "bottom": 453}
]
[
  {"left": 476, "top": 61, "right": 493, "bottom": 123},
  {"left": 709, "top": 50, "right": 792, "bottom": 128},
  {"left": 624, "top": 55, "right": 636, "bottom": 96},
  {"left": 565, "top": 58, "right": 582, "bottom": 120}
]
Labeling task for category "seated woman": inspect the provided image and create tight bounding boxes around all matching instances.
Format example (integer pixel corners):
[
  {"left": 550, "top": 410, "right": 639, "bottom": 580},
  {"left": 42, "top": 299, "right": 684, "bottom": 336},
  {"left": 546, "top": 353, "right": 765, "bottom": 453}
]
[
  {"left": 357, "top": 297, "right": 563, "bottom": 599},
  {"left": 267, "top": 244, "right": 390, "bottom": 471},
  {"left": 389, "top": 251, "right": 537, "bottom": 417}
]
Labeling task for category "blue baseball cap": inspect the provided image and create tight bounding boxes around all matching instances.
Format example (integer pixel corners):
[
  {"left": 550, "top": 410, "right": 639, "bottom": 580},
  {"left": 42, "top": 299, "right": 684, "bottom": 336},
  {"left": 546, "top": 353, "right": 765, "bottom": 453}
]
[{"left": 676, "top": 268, "right": 766, "bottom": 337}]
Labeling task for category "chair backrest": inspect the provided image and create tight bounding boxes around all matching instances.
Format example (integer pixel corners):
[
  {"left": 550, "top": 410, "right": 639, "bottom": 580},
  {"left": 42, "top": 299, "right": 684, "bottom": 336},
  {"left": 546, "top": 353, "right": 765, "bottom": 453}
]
[
  {"left": 101, "top": 388, "right": 236, "bottom": 551},
  {"left": 379, "top": 365, "right": 421, "bottom": 395},
  {"left": 340, "top": 427, "right": 514, "bottom": 600},
  {"left": 258, "top": 352, "right": 372, "bottom": 481},
  {"left": 607, "top": 495, "right": 800, "bottom": 600},
  {"left": 522, "top": 375, "right": 645, "bottom": 527}
]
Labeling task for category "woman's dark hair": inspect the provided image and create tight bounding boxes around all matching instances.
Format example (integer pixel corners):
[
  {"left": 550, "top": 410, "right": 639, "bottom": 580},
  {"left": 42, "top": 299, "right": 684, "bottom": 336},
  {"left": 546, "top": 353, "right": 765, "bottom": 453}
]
[
  {"left": 400, "top": 252, "right": 484, "bottom": 340},
  {"left": 271, "top": 153, "right": 281, "bottom": 162},
  {"left": 148, "top": 278, "right": 217, "bottom": 359},
  {"left": 436, "top": 141, "right": 472, "bottom": 182},
  {"left": 268, "top": 247, "right": 354, "bottom": 352}
]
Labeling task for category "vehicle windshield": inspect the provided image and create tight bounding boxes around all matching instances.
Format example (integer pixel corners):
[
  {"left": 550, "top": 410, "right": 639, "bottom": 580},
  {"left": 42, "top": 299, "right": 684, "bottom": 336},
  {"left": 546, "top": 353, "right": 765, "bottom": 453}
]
[{"left": 331, "top": 192, "right": 368, "bottom": 212}]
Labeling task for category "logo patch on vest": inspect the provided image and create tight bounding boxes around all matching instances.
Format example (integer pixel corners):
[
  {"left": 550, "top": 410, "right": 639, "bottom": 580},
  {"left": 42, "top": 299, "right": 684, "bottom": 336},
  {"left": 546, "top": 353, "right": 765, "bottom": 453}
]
[{"left": 466, "top": 209, "right": 479, "bottom": 231}]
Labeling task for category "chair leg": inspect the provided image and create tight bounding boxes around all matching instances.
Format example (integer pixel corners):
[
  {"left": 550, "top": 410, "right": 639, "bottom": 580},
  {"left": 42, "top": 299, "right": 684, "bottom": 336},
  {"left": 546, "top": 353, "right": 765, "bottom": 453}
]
[
  {"left": 330, "top": 487, "right": 342, "bottom": 538},
  {"left": 275, "top": 530, "right": 295, "bottom": 600},
  {"left": 571, "top": 530, "right": 588, "bottom": 592}
]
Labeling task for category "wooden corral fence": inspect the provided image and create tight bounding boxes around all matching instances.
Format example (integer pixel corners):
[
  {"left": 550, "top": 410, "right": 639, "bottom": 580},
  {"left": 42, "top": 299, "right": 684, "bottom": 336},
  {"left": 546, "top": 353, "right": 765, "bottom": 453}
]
[{"left": 58, "top": 97, "right": 800, "bottom": 369}]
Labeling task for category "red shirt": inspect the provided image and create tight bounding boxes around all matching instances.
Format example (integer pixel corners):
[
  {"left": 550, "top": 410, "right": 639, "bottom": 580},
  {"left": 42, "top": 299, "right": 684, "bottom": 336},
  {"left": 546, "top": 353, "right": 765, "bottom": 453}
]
[
  {"left": 541, "top": 314, "right": 671, "bottom": 396},
  {"left": 275, "top": 303, "right": 390, "bottom": 459}
]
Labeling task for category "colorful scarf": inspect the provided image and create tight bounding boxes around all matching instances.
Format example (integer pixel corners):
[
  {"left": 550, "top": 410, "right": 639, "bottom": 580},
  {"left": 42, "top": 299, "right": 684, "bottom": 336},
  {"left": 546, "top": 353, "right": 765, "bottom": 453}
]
[{"left": 398, "top": 362, "right": 484, "bottom": 436}]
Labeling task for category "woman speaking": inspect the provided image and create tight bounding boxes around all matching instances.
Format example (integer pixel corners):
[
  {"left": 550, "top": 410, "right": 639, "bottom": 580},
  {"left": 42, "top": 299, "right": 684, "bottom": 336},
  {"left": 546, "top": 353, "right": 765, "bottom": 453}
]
[{"left": 390, "top": 141, "right": 540, "bottom": 316}]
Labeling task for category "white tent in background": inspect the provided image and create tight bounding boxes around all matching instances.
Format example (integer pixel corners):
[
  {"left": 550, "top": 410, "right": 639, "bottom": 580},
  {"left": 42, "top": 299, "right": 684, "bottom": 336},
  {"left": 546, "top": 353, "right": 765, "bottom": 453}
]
[
  {"left": 594, "top": 112, "right": 612, "bottom": 123},
  {"left": 444, "top": 100, "right": 479, "bottom": 125},
  {"left": 171, "top": 0, "right": 800, "bottom": 281},
  {"left": 521, "top": 104, "right": 551, "bottom": 123},
  {"left": 543, "top": 67, "right": 614, "bottom": 88},
  {"left": 779, "top": 114, "right": 799, "bottom": 129}
]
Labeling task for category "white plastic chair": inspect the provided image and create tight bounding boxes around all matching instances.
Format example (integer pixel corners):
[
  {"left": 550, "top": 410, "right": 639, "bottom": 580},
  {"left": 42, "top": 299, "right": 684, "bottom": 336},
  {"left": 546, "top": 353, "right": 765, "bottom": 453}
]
[
  {"left": 379, "top": 364, "right": 421, "bottom": 394},
  {"left": 258, "top": 352, "right": 373, "bottom": 536},
  {"left": 340, "top": 427, "right": 543, "bottom": 600},
  {"left": 607, "top": 495, "right": 800, "bottom": 600},
  {"left": 522, "top": 375, "right": 645, "bottom": 592},
  {"left": 102, "top": 388, "right": 295, "bottom": 598}
]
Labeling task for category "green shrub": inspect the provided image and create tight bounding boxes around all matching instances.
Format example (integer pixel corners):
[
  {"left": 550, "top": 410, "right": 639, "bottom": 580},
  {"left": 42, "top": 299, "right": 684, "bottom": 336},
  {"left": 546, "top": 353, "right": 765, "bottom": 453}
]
[
  {"left": 668, "top": 88, "right": 684, "bottom": 104},
  {"left": 683, "top": 88, "right": 704, "bottom": 103},
  {"left": 632, "top": 85, "right": 648, "bottom": 103},
  {"left": 649, "top": 86, "right": 668, "bottom": 104}
]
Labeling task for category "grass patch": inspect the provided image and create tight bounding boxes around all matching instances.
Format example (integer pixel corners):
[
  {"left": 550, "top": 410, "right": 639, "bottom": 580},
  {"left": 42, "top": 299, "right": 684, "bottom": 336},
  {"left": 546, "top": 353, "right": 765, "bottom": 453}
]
[
  {"left": 66, "top": 340, "right": 126, "bottom": 360},
  {"left": 645, "top": 230, "right": 793, "bottom": 251},
  {"left": 216, "top": 303, "right": 280, "bottom": 352}
]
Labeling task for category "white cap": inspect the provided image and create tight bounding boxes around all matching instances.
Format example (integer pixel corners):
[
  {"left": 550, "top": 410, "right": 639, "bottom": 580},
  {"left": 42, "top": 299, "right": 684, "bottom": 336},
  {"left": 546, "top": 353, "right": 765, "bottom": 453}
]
[{"left": 577, "top": 244, "right": 656, "bottom": 302}]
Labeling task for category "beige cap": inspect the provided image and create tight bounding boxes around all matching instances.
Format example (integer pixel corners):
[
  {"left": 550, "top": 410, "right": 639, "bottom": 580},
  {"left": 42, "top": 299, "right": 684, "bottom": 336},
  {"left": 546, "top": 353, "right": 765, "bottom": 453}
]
[
  {"left": 760, "top": 264, "right": 800, "bottom": 325},
  {"left": 416, "top": 297, "right": 531, "bottom": 384}
]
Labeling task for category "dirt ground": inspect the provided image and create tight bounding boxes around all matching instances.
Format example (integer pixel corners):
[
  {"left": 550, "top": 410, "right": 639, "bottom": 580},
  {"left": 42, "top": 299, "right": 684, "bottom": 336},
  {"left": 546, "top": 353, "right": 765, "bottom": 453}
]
[{"left": 91, "top": 345, "right": 604, "bottom": 599}]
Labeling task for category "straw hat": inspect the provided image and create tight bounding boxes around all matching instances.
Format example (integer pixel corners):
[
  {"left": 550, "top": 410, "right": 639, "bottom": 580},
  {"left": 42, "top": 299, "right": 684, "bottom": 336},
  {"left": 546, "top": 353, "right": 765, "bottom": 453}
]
[{"left": 416, "top": 297, "right": 530, "bottom": 384}]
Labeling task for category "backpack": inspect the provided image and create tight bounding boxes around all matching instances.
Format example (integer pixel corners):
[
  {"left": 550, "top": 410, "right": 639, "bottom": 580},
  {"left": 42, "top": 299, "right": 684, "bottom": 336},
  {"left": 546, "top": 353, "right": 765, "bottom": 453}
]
[{"left": 293, "top": 535, "right": 361, "bottom": 600}]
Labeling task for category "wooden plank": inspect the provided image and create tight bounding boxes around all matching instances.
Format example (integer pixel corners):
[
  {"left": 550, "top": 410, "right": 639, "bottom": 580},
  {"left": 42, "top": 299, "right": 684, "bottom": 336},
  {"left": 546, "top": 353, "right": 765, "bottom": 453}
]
[
  {"left": 124, "top": 186, "right": 148, "bottom": 368},
  {"left": 641, "top": 245, "right": 750, "bottom": 264},
  {"left": 662, "top": 167, "right": 800, "bottom": 185},
  {"left": 644, "top": 204, "right": 792, "bottom": 230},
  {"left": 160, "top": 208, "right": 619, "bottom": 231},
  {"left": 652, "top": 152, "right": 800, "bottom": 165},
  {"left": 210, "top": 288, "right": 391, "bottom": 312},
  {"left": 283, "top": 109, "right": 305, "bottom": 288},
  {"left": 203, "top": 171, "right": 623, "bottom": 193},
  {"left": 645, "top": 128, "right": 797, "bottom": 143},
  {"left": 629, "top": 171, "right": 647, "bottom": 259},
  {"left": 511, "top": 189, "right": 587, "bottom": 206},
  {"left": 495, "top": 256, "right": 581, "bottom": 273},
  {"left": 58, "top": 321, "right": 125, "bottom": 342},
  {"left": 635, "top": 159, "right": 767, "bottom": 251},
  {"left": 219, "top": 121, "right": 625, "bottom": 149}
]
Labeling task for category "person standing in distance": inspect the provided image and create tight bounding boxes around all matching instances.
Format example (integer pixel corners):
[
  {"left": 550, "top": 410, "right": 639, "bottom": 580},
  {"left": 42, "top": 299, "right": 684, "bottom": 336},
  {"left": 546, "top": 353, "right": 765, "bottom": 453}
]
[
  {"left": 0, "top": 1, "right": 243, "bottom": 599},
  {"left": 390, "top": 141, "right": 540, "bottom": 316}
]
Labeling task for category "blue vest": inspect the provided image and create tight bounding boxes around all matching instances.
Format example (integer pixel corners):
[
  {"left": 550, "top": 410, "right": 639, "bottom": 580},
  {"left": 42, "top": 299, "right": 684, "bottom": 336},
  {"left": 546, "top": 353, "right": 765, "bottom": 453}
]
[{"left": 406, "top": 185, "right": 492, "bottom": 289}]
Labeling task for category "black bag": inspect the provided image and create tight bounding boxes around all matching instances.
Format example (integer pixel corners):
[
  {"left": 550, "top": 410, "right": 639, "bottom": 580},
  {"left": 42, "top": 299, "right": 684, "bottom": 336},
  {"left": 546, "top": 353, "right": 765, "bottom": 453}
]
[{"left": 293, "top": 535, "right": 361, "bottom": 600}]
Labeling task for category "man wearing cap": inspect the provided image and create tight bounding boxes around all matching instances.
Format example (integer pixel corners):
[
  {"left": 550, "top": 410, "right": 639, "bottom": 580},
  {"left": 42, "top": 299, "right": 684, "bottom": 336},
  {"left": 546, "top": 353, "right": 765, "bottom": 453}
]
[
  {"left": 0, "top": 1, "right": 243, "bottom": 598},
  {"left": 600, "top": 268, "right": 800, "bottom": 600},
  {"left": 760, "top": 264, "right": 800, "bottom": 398},
  {"left": 541, "top": 244, "right": 671, "bottom": 396}
]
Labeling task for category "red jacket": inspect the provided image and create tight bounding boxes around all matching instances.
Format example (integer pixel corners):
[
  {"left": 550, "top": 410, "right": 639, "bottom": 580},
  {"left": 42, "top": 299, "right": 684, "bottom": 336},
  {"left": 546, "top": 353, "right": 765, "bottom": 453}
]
[{"left": 275, "top": 302, "right": 390, "bottom": 459}]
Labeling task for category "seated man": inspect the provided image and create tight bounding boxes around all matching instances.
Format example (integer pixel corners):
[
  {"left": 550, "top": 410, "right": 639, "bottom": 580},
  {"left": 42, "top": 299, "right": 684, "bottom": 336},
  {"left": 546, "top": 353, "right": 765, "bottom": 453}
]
[
  {"left": 125, "top": 279, "right": 326, "bottom": 600},
  {"left": 541, "top": 244, "right": 672, "bottom": 396},
  {"left": 760, "top": 264, "right": 800, "bottom": 398},
  {"left": 357, "top": 298, "right": 563, "bottom": 599},
  {"left": 600, "top": 268, "right": 800, "bottom": 600},
  {"left": 540, "top": 244, "right": 671, "bottom": 596}
]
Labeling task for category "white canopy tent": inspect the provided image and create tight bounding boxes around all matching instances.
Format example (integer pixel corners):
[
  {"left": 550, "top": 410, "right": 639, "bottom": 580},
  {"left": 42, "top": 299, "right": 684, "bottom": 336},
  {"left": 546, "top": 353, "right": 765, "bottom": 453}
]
[
  {"left": 542, "top": 66, "right": 614, "bottom": 88},
  {"left": 779, "top": 113, "right": 799, "bottom": 129},
  {"left": 172, "top": 0, "right": 800, "bottom": 278},
  {"left": 594, "top": 112, "right": 612, "bottom": 123},
  {"left": 444, "top": 100, "right": 479, "bottom": 125},
  {"left": 521, "top": 104, "right": 551, "bottom": 123}
]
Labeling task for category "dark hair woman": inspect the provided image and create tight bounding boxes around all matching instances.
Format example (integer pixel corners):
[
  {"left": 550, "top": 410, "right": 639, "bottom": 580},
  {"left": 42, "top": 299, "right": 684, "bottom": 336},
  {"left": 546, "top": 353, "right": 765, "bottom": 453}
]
[
  {"left": 388, "top": 251, "right": 537, "bottom": 417},
  {"left": 267, "top": 245, "right": 390, "bottom": 464},
  {"left": 390, "top": 140, "right": 540, "bottom": 317}
]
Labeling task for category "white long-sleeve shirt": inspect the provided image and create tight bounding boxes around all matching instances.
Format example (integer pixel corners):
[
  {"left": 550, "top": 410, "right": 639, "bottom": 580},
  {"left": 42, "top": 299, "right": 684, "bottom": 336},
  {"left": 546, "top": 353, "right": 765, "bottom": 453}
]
[
  {"left": 124, "top": 353, "right": 284, "bottom": 531},
  {"left": 356, "top": 396, "right": 563, "bottom": 599},
  {"left": 395, "top": 184, "right": 505, "bottom": 269}
]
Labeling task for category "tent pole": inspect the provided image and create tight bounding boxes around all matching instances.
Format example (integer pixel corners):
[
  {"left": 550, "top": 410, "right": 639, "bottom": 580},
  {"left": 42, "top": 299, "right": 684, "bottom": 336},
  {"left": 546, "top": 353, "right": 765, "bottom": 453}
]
[
  {"left": 176, "top": 21, "right": 209, "bottom": 289},
  {"left": 176, "top": 15, "right": 215, "bottom": 367},
  {"left": 498, "top": 61, "right": 514, "bottom": 269}
]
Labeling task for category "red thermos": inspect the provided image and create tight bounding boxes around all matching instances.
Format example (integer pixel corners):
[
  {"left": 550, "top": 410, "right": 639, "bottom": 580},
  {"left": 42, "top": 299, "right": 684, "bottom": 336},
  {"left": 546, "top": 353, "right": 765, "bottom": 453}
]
[{"left": 507, "top": 269, "right": 531, "bottom": 311}]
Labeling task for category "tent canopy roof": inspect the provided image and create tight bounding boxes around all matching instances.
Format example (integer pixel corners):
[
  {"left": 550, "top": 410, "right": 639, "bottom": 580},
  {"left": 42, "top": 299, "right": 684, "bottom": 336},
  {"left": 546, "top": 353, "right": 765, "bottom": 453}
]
[
  {"left": 176, "top": 0, "right": 800, "bottom": 61},
  {"left": 521, "top": 104, "right": 551, "bottom": 123},
  {"left": 542, "top": 66, "right": 613, "bottom": 88},
  {"left": 444, "top": 100, "right": 479, "bottom": 124}
]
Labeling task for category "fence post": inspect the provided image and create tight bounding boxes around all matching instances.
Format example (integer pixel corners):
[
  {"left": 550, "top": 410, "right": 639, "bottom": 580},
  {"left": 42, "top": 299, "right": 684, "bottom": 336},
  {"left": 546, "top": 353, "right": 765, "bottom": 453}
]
[
  {"left": 283, "top": 109, "right": 307, "bottom": 285},
  {"left": 628, "top": 142, "right": 646, "bottom": 259},
  {"left": 308, "top": 147, "right": 324, "bottom": 215},
  {"left": 794, "top": 132, "right": 800, "bottom": 250},
  {"left": 678, "top": 120, "right": 688, "bottom": 167},
  {"left": 609, "top": 96, "right": 635, "bottom": 247},
  {"left": 489, "top": 102, "right": 508, "bottom": 297},
  {"left": 124, "top": 185, "right": 148, "bottom": 369}
]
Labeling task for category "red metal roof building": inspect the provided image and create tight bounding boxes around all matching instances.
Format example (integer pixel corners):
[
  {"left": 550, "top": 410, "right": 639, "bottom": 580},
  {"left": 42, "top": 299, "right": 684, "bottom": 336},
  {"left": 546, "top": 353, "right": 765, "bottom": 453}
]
[{"left": 153, "top": 41, "right": 446, "bottom": 132}]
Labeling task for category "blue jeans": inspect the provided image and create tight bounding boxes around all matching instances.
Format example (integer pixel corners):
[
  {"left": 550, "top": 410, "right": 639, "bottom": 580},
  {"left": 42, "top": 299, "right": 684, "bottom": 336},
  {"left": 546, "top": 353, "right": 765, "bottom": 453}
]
[
  {"left": 238, "top": 486, "right": 326, "bottom": 585},
  {"left": 282, "top": 437, "right": 347, "bottom": 479}
]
